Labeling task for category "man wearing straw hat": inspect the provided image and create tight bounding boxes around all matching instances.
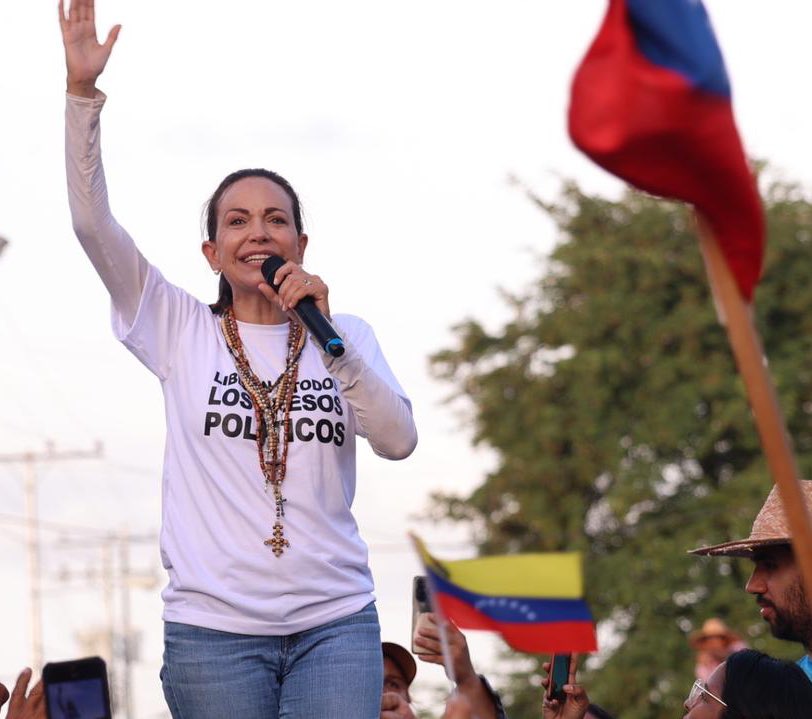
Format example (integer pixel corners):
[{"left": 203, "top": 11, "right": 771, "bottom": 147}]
[{"left": 690, "top": 480, "right": 812, "bottom": 681}]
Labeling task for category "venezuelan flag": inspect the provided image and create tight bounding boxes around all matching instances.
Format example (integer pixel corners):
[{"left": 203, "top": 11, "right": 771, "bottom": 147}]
[
  {"left": 413, "top": 536, "right": 597, "bottom": 654},
  {"left": 569, "top": 0, "right": 764, "bottom": 301}
]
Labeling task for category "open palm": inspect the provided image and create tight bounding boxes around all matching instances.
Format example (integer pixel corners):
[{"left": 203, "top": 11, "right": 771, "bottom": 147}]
[{"left": 58, "top": 0, "right": 120, "bottom": 89}]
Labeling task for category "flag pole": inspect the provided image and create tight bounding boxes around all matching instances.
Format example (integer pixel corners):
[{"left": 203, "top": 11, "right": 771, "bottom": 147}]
[
  {"left": 408, "top": 533, "right": 457, "bottom": 685},
  {"left": 695, "top": 213, "right": 812, "bottom": 606}
]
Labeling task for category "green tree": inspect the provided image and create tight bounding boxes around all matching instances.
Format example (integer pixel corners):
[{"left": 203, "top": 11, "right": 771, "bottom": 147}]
[{"left": 429, "top": 178, "right": 812, "bottom": 719}]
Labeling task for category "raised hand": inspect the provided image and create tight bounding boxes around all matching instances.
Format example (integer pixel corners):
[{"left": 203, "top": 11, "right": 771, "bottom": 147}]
[
  {"left": 414, "top": 615, "right": 498, "bottom": 719},
  {"left": 58, "top": 0, "right": 121, "bottom": 97},
  {"left": 541, "top": 656, "right": 589, "bottom": 719},
  {"left": 413, "top": 613, "right": 478, "bottom": 686},
  {"left": 5, "top": 668, "right": 45, "bottom": 719}
]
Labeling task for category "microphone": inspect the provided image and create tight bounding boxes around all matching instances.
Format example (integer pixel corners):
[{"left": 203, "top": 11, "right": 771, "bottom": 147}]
[{"left": 261, "top": 256, "right": 345, "bottom": 357}]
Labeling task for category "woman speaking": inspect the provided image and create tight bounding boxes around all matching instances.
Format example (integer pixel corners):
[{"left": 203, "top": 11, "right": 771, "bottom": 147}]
[{"left": 59, "top": 1, "right": 418, "bottom": 717}]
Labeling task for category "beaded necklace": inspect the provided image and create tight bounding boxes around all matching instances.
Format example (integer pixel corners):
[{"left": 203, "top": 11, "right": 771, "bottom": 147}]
[{"left": 220, "top": 306, "right": 305, "bottom": 557}]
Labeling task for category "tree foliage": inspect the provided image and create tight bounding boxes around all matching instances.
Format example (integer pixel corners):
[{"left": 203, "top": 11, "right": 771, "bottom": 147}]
[{"left": 429, "top": 178, "right": 812, "bottom": 719}]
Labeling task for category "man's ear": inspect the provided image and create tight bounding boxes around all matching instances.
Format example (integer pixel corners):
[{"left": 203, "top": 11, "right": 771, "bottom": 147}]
[{"left": 202, "top": 240, "right": 220, "bottom": 271}]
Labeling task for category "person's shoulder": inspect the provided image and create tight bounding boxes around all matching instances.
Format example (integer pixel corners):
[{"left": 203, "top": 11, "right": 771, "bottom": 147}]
[
  {"left": 139, "top": 265, "right": 222, "bottom": 339},
  {"left": 333, "top": 313, "right": 375, "bottom": 337}
]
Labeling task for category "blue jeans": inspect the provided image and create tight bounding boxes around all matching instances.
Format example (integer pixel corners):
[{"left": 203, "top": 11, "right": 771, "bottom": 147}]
[{"left": 161, "top": 603, "right": 382, "bottom": 719}]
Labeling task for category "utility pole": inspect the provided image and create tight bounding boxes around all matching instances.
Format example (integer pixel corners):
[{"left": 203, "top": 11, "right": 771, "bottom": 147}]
[
  {"left": 101, "top": 541, "right": 117, "bottom": 714},
  {"left": 56, "top": 529, "right": 158, "bottom": 719},
  {"left": 0, "top": 441, "right": 103, "bottom": 674},
  {"left": 118, "top": 531, "right": 134, "bottom": 719}
]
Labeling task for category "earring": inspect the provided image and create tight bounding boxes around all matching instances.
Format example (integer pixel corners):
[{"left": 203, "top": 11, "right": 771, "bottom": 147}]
[{"left": 214, "top": 270, "right": 221, "bottom": 276}]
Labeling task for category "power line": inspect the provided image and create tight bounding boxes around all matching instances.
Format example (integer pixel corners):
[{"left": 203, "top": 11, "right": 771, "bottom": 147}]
[{"left": 0, "top": 513, "right": 141, "bottom": 537}]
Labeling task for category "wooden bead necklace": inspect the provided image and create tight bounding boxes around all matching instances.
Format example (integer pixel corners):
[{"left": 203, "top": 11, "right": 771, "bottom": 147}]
[{"left": 220, "top": 306, "right": 305, "bottom": 556}]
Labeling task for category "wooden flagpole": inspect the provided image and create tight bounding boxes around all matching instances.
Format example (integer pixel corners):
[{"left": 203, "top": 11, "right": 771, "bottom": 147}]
[{"left": 695, "top": 213, "right": 812, "bottom": 605}]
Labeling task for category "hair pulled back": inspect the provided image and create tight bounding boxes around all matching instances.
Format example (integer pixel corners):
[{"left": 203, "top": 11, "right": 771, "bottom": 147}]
[{"left": 204, "top": 169, "right": 303, "bottom": 314}]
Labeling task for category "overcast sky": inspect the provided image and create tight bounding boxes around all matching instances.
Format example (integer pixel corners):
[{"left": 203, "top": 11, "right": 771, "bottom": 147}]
[{"left": 2, "top": 1, "right": 812, "bottom": 716}]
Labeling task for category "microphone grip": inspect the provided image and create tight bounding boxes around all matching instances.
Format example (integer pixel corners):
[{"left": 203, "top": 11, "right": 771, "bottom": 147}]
[{"left": 261, "top": 256, "right": 345, "bottom": 357}]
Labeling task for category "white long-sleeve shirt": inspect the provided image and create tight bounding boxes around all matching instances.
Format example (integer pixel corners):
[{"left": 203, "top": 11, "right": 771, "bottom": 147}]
[{"left": 65, "top": 91, "right": 417, "bottom": 634}]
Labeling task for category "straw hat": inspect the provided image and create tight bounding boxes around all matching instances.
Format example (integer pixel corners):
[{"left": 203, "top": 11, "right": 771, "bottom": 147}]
[
  {"left": 382, "top": 642, "right": 417, "bottom": 687},
  {"left": 690, "top": 480, "right": 812, "bottom": 557},
  {"left": 689, "top": 618, "right": 740, "bottom": 648}
]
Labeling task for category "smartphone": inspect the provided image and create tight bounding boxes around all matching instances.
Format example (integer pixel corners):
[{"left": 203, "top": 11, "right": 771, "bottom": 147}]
[
  {"left": 411, "top": 575, "right": 434, "bottom": 654},
  {"left": 43, "top": 656, "right": 112, "bottom": 719},
  {"left": 546, "top": 653, "right": 572, "bottom": 702}
]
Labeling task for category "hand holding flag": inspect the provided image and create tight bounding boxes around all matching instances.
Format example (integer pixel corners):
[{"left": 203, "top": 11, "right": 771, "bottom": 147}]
[{"left": 411, "top": 535, "right": 597, "bottom": 655}]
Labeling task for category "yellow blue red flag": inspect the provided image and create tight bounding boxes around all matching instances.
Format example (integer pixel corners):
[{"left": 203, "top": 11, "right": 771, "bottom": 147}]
[
  {"left": 569, "top": 0, "right": 764, "bottom": 300},
  {"left": 412, "top": 535, "right": 597, "bottom": 654}
]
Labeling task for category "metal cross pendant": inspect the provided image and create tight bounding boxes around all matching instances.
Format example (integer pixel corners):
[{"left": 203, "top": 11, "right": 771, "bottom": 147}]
[{"left": 264, "top": 521, "right": 290, "bottom": 557}]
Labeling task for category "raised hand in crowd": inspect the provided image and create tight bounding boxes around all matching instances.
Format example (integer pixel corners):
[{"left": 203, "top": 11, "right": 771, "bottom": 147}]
[
  {"left": 2, "top": 668, "right": 45, "bottom": 719},
  {"left": 541, "top": 656, "right": 590, "bottom": 719},
  {"left": 58, "top": 0, "right": 121, "bottom": 97},
  {"left": 413, "top": 613, "right": 498, "bottom": 719}
]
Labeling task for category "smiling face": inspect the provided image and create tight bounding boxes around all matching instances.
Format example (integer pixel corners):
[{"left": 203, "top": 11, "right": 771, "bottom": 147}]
[
  {"left": 202, "top": 175, "right": 308, "bottom": 302},
  {"left": 746, "top": 544, "right": 812, "bottom": 648}
]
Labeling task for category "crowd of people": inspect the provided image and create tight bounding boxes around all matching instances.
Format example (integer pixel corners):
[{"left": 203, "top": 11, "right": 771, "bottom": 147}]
[
  {"left": 1, "top": 1, "right": 804, "bottom": 718},
  {"left": 5, "top": 480, "right": 812, "bottom": 717},
  {"left": 538, "top": 481, "right": 812, "bottom": 719}
]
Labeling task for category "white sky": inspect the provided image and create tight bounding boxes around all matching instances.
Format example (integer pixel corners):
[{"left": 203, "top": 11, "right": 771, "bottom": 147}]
[{"left": 1, "top": 1, "right": 811, "bottom": 717}]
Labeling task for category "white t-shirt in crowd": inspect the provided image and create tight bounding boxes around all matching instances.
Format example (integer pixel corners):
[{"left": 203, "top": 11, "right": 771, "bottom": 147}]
[
  {"left": 114, "top": 265, "right": 409, "bottom": 635},
  {"left": 66, "top": 91, "right": 416, "bottom": 636}
]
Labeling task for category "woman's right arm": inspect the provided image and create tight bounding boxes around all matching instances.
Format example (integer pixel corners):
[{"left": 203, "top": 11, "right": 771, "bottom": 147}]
[{"left": 61, "top": 0, "right": 147, "bottom": 326}]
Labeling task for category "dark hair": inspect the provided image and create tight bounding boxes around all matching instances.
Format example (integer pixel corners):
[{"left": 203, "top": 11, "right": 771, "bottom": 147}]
[
  {"left": 203, "top": 168, "right": 304, "bottom": 314},
  {"left": 586, "top": 703, "right": 616, "bottom": 719},
  {"left": 721, "top": 649, "right": 812, "bottom": 719}
]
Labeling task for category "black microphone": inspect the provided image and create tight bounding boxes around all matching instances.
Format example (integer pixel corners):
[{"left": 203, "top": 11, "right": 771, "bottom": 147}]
[{"left": 261, "top": 256, "right": 345, "bottom": 357}]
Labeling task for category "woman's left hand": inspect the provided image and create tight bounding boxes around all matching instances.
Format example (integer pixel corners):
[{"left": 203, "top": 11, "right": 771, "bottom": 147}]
[{"left": 258, "top": 261, "right": 331, "bottom": 319}]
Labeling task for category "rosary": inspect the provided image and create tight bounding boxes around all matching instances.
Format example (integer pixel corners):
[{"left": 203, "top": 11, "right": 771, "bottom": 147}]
[{"left": 220, "top": 307, "right": 305, "bottom": 556}]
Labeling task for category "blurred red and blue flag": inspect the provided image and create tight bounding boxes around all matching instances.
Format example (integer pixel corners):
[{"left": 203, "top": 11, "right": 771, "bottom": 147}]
[
  {"left": 412, "top": 535, "right": 597, "bottom": 654},
  {"left": 569, "top": 0, "right": 764, "bottom": 300}
]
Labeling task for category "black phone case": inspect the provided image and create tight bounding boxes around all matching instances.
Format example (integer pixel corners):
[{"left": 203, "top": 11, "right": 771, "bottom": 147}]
[{"left": 43, "top": 656, "right": 112, "bottom": 719}]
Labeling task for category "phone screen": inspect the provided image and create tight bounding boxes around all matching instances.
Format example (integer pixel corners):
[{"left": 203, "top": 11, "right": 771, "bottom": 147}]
[
  {"left": 43, "top": 657, "right": 112, "bottom": 719},
  {"left": 547, "top": 653, "right": 571, "bottom": 701},
  {"left": 46, "top": 678, "right": 109, "bottom": 719}
]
